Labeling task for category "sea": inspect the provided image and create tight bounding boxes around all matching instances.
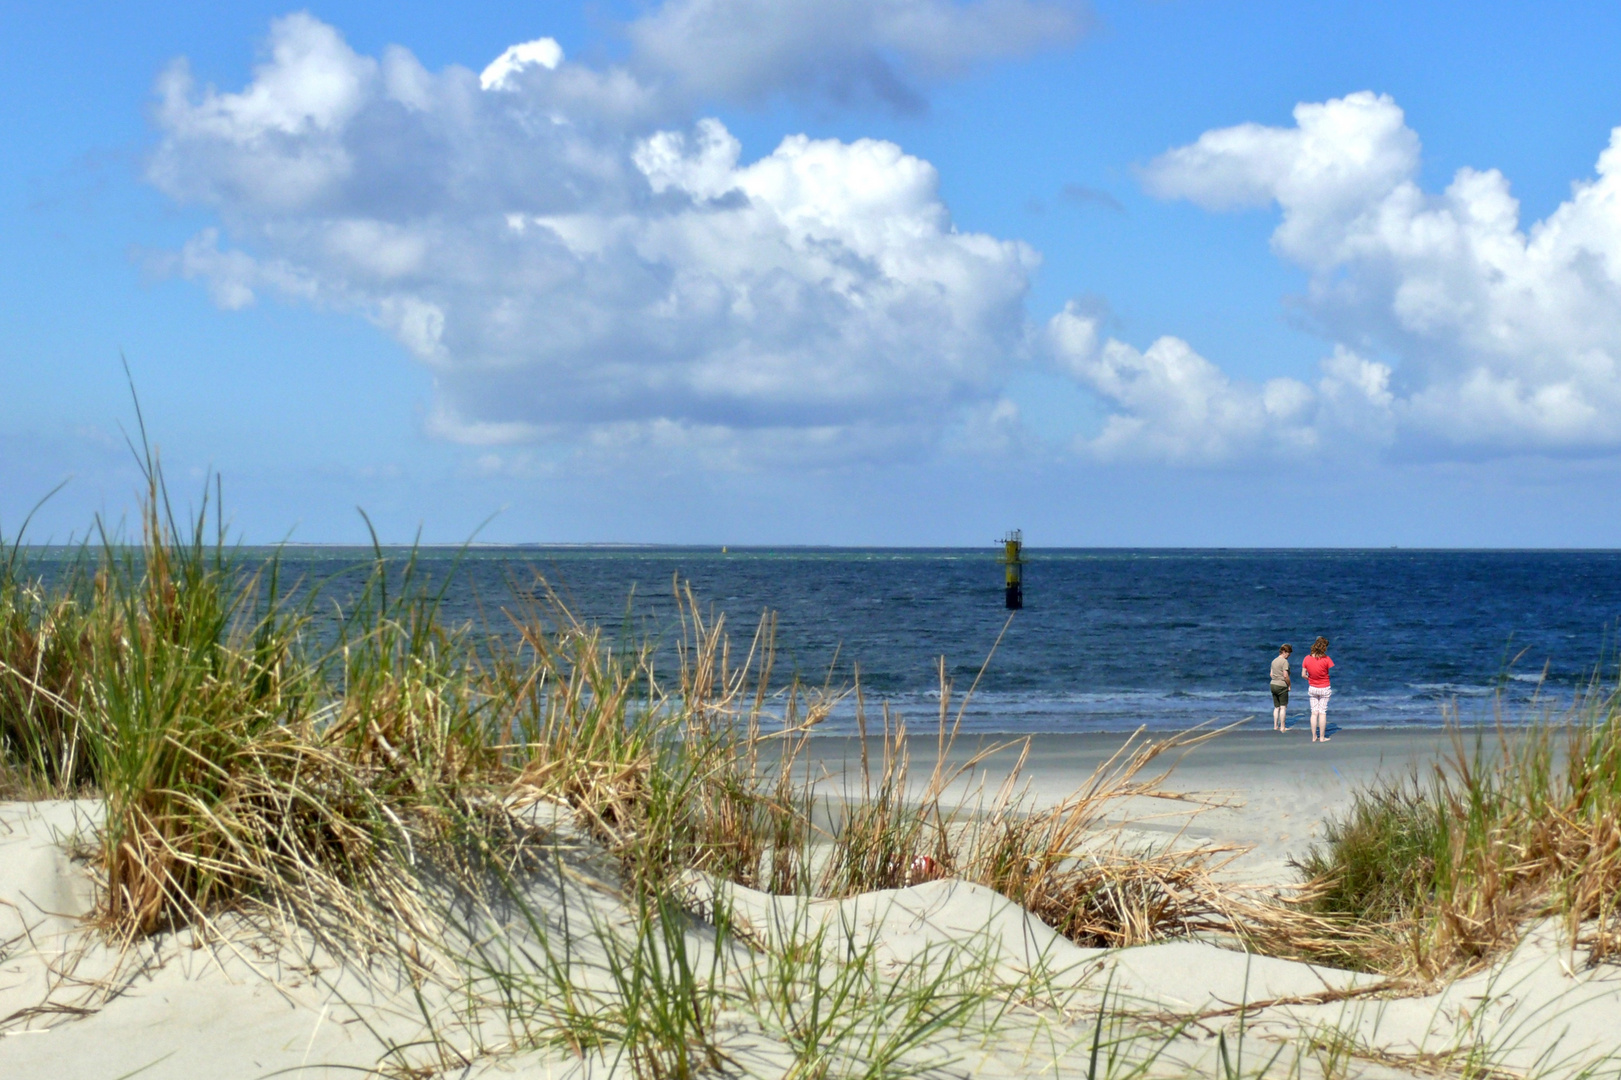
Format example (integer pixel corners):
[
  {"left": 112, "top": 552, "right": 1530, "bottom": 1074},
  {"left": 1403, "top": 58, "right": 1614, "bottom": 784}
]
[{"left": 235, "top": 546, "right": 1621, "bottom": 735}]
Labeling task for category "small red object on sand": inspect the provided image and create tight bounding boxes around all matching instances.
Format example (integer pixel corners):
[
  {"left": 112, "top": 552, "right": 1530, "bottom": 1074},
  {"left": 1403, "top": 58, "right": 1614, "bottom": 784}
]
[{"left": 908, "top": 855, "right": 939, "bottom": 883}]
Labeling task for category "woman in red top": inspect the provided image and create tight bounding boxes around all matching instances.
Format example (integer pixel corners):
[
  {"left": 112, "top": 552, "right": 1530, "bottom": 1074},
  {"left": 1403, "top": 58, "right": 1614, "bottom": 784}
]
[{"left": 1302, "top": 636, "right": 1334, "bottom": 743}]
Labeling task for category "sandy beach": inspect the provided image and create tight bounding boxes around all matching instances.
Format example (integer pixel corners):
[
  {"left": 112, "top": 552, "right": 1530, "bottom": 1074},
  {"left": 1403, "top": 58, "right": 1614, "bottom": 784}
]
[
  {"left": 798, "top": 726, "right": 1475, "bottom": 881},
  {"left": 5, "top": 725, "right": 1616, "bottom": 1080}
]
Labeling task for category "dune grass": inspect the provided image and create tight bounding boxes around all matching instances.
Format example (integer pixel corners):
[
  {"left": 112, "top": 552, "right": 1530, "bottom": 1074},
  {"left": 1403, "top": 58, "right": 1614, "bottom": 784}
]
[
  {"left": 0, "top": 448, "right": 515, "bottom": 944},
  {"left": 1294, "top": 693, "right": 1621, "bottom": 976},
  {"left": 409, "top": 851, "right": 1045, "bottom": 1080}
]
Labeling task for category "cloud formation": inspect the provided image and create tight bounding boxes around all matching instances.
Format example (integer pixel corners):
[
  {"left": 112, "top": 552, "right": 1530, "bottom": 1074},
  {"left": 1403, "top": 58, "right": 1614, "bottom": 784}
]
[
  {"left": 479, "top": 38, "right": 563, "bottom": 92},
  {"left": 148, "top": 12, "right": 1621, "bottom": 473},
  {"left": 1141, "top": 91, "right": 1621, "bottom": 454},
  {"left": 1046, "top": 303, "right": 1401, "bottom": 463},
  {"left": 148, "top": 13, "right": 1037, "bottom": 464}
]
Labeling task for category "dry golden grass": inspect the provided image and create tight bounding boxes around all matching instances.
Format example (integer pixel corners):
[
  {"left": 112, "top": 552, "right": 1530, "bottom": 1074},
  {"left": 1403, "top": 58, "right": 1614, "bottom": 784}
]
[
  {"left": 1291, "top": 705, "right": 1621, "bottom": 977},
  {"left": 1, "top": 457, "right": 516, "bottom": 948},
  {"left": 953, "top": 730, "right": 1247, "bottom": 948}
]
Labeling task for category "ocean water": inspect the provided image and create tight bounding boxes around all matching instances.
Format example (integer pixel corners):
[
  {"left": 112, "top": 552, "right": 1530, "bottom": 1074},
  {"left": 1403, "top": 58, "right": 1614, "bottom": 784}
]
[
  {"left": 260, "top": 547, "right": 1621, "bottom": 734},
  {"left": 24, "top": 547, "right": 1621, "bottom": 733}
]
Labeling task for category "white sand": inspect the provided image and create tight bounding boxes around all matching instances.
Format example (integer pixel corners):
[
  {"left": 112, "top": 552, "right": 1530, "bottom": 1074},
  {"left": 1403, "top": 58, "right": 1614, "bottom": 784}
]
[
  {"left": 797, "top": 727, "right": 1493, "bottom": 880},
  {"left": 3, "top": 728, "right": 1617, "bottom": 1079}
]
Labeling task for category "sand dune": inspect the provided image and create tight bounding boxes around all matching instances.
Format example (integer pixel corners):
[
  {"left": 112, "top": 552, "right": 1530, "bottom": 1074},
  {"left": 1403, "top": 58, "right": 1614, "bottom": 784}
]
[{"left": 3, "top": 729, "right": 1618, "bottom": 1079}]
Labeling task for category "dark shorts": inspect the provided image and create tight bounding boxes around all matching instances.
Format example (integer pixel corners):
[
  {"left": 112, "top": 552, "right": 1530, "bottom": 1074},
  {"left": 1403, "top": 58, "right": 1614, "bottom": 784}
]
[{"left": 1271, "top": 683, "right": 1289, "bottom": 707}]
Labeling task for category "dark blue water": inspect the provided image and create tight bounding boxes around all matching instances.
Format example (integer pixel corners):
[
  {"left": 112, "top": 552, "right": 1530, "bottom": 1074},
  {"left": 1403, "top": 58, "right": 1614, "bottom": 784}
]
[
  {"left": 23, "top": 548, "right": 1621, "bottom": 732},
  {"left": 292, "top": 548, "right": 1621, "bottom": 733}
]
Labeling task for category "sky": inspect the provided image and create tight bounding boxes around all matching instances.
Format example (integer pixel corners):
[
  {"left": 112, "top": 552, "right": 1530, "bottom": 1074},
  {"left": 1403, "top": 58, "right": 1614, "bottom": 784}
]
[{"left": 5, "top": 0, "right": 1621, "bottom": 546}]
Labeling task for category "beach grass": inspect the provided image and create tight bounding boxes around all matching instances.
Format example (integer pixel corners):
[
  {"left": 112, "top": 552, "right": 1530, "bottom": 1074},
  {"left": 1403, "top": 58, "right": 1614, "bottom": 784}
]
[
  {"left": 1294, "top": 694, "right": 1621, "bottom": 976},
  {"left": 0, "top": 444, "right": 511, "bottom": 946}
]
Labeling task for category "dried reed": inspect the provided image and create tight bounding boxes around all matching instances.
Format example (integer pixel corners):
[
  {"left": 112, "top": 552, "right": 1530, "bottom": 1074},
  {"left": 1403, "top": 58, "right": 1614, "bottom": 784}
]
[{"left": 1294, "top": 695, "right": 1621, "bottom": 976}]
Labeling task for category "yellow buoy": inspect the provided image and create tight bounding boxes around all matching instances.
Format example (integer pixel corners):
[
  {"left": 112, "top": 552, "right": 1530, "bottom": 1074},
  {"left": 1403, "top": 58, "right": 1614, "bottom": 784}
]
[{"left": 1000, "top": 530, "right": 1024, "bottom": 610}]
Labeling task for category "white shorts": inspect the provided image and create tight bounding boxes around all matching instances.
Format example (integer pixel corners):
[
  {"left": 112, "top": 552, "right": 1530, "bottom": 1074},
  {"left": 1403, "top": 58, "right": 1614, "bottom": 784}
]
[{"left": 1309, "top": 686, "right": 1332, "bottom": 713}]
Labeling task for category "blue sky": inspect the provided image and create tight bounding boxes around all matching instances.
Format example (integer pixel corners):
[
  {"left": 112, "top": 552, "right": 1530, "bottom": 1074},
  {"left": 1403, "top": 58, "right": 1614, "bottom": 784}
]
[{"left": 5, "top": 0, "right": 1621, "bottom": 546}]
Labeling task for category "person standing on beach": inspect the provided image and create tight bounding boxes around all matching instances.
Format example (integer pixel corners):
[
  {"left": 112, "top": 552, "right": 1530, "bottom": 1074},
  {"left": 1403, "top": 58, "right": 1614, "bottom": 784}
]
[
  {"left": 1302, "top": 636, "right": 1334, "bottom": 743},
  {"left": 1270, "top": 645, "right": 1292, "bottom": 731}
]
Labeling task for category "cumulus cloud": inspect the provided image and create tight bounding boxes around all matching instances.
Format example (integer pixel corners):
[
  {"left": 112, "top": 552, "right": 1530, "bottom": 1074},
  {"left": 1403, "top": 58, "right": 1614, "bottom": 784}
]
[
  {"left": 1045, "top": 302, "right": 1408, "bottom": 464},
  {"left": 158, "top": 19, "right": 1621, "bottom": 472},
  {"left": 1142, "top": 90, "right": 1621, "bottom": 454},
  {"left": 1047, "top": 303, "right": 1321, "bottom": 463},
  {"left": 625, "top": 0, "right": 1088, "bottom": 111},
  {"left": 147, "top": 13, "right": 1037, "bottom": 466},
  {"left": 480, "top": 38, "right": 562, "bottom": 92}
]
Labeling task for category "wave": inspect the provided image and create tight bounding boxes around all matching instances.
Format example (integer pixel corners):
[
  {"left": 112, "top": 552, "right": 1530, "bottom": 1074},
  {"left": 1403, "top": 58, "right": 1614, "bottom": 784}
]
[
  {"left": 797, "top": 682, "right": 1583, "bottom": 735},
  {"left": 1407, "top": 682, "right": 1497, "bottom": 696}
]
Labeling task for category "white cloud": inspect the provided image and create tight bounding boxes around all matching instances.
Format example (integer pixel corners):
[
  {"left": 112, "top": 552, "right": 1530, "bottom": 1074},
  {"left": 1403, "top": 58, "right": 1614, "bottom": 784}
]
[
  {"left": 1047, "top": 303, "right": 1318, "bottom": 463},
  {"left": 1315, "top": 345, "right": 1396, "bottom": 444},
  {"left": 148, "top": 227, "right": 319, "bottom": 310},
  {"left": 157, "top": 23, "right": 1621, "bottom": 472},
  {"left": 1044, "top": 305, "right": 1405, "bottom": 465},
  {"left": 479, "top": 38, "right": 563, "bottom": 92},
  {"left": 625, "top": 0, "right": 1088, "bottom": 111},
  {"left": 167, "top": 228, "right": 260, "bottom": 310},
  {"left": 150, "top": 15, "right": 377, "bottom": 211},
  {"left": 1144, "top": 91, "right": 1621, "bottom": 453},
  {"left": 147, "top": 14, "right": 1037, "bottom": 466},
  {"left": 1143, "top": 92, "right": 1419, "bottom": 262}
]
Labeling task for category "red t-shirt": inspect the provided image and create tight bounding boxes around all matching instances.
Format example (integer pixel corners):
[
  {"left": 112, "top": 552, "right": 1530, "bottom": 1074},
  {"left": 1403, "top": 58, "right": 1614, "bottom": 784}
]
[{"left": 1303, "top": 655, "right": 1333, "bottom": 687}]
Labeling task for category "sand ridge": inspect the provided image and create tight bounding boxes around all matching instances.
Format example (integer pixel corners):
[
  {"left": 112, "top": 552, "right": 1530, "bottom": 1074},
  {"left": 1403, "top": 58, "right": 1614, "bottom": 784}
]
[{"left": 3, "top": 729, "right": 1619, "bottom": 1079}]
